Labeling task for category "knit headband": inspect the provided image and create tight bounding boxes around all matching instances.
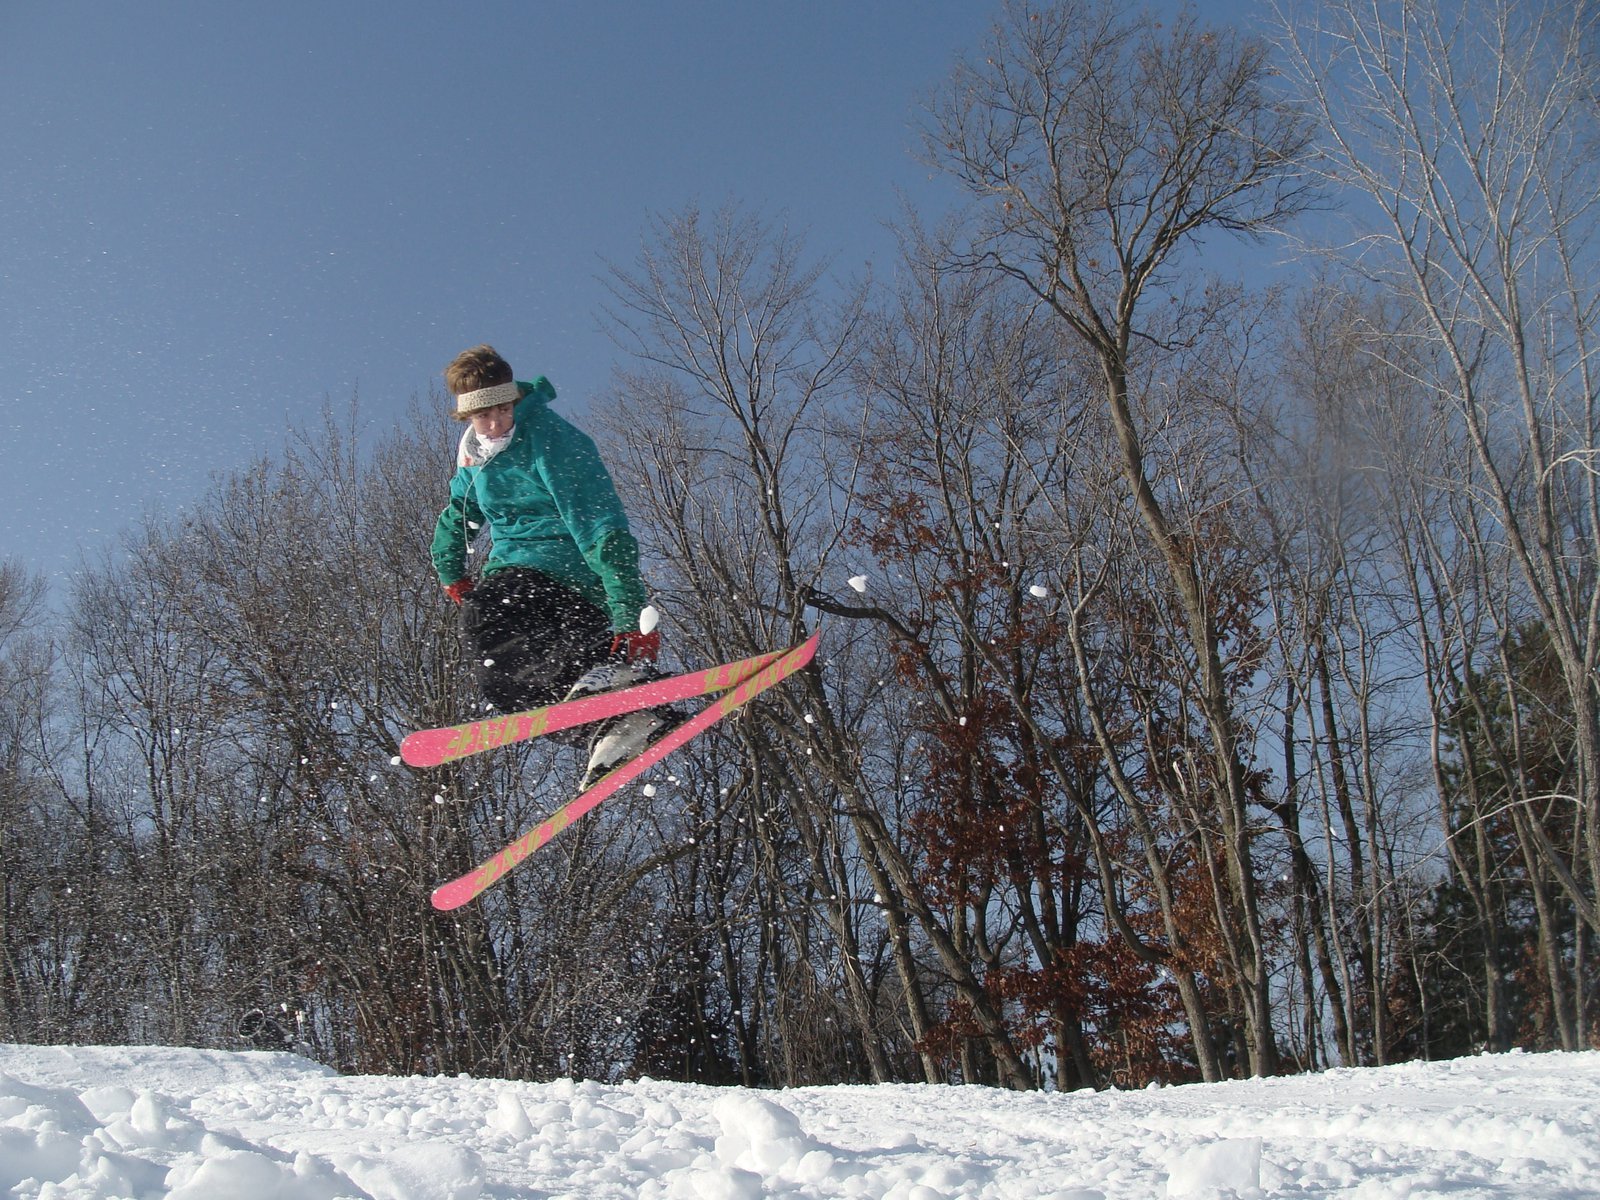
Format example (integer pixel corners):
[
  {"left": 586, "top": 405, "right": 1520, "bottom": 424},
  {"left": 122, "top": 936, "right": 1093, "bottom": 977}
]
[{"left": 455, "top": 381, "right": 520, "bottom": 415}]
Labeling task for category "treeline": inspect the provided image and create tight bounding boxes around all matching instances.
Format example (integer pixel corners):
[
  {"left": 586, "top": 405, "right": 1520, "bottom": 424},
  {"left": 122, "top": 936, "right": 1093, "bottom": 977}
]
[{"left": 3, "top": 0, "right": 1596, "bottom": 1087}]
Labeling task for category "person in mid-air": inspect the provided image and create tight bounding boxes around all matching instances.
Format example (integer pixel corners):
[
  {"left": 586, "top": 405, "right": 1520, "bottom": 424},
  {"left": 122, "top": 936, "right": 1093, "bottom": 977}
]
[{"left": 430, "top": 344, "right": 671, "bottom": 785}]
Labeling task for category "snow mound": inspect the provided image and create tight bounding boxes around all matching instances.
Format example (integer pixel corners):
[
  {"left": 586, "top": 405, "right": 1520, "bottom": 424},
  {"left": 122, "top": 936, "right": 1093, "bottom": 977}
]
[
  {"left": 1165, "top": 1137, "right": 1261, "bottom": 1196},
  {"left": 1, "top": 1044, "right": 1597, "bottom": 1198}
]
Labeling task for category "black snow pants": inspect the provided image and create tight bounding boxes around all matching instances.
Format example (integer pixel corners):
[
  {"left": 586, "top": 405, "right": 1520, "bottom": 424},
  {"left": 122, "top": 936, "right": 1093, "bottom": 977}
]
[{"left": 460, "top": 567, "right": 612, "bottom": 714}]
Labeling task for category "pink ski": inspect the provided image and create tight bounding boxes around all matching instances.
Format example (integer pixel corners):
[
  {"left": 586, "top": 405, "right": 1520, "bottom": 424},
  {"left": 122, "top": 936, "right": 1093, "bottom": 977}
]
[
  {"left": 430, "top": 633, "right": 819, "bottom": 910},
  {"left": 400, "top": 647, "right": 786, "bottom": 767}
]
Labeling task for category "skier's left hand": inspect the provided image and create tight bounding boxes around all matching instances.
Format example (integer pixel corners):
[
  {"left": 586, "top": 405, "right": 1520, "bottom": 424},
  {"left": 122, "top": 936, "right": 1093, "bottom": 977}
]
[{"left": 610, "top": 630, "right": 660, "bottom": 663}]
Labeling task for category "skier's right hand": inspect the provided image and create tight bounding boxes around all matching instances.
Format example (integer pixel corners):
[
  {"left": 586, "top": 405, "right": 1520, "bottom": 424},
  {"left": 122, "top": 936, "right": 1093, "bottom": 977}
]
[
  {"left": 610, "top": 630, "right": 660, "bottom": 663},
  {"left": 444, "top": 578, "right": 474, "bottom": 605}
]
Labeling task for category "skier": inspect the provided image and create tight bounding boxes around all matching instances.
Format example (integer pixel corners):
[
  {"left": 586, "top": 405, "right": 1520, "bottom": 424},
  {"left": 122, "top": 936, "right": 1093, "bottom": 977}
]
[{"left": 431, "top": 344, "right": 672, "bottom": 785}]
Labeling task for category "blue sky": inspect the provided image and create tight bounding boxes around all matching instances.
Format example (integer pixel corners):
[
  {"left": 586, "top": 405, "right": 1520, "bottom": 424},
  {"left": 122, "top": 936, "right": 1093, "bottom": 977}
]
[{"left": 1, "top": 0, "right": 1265, "bottom": 599}]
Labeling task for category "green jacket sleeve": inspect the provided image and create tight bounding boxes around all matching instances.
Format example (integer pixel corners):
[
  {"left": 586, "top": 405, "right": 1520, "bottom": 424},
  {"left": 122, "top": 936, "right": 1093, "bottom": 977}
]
[
  {"left": 593, "top": 529, "right": 649, "bottom": 632},
  {"left": 532, "top": 418, "right": 648, "bottom": 631},
  {"left": 431, "top": 467, "right": 486, "bottom": 585}
]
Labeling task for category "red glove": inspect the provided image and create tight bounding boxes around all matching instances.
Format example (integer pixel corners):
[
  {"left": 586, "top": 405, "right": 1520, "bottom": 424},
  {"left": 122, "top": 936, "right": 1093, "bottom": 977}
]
[
  {"left": 610, "top": 630, "right": 660, "bottom": 663},
  {"left": 443, "top": 578, "right": 474, "bottom": 605}
]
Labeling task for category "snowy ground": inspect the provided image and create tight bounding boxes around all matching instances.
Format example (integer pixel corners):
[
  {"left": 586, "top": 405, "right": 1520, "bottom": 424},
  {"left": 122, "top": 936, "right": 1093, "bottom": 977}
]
[{"left": 1, "top": 1044, "right": 1595, "bottom": 1199}]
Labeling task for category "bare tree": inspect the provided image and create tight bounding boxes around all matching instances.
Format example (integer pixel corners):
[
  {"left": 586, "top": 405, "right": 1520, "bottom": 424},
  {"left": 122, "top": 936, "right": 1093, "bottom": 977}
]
[
  {"left": 922, "top": 0, "right": 1316, "bottom": 1076},
  {"left": 0, "top": 561, "right": 58, "bottom": 1040},
  {"left": 601, "top": 202, "right": 1048, "bottom": 1087},
  {"left": 1280, "top": 0, "right": 1600, "bottom": 1044}
]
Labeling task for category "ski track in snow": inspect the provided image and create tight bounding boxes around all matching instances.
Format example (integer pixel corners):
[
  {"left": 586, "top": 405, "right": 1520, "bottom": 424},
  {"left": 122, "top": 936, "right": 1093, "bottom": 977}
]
[{"left": 1, "top": 1044, "right": 1595, "bottom": 1198}]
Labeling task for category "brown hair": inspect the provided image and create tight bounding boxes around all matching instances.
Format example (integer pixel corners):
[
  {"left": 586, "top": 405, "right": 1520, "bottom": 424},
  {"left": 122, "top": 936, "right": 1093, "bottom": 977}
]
[{"left": 444, "top": 344, "right": 513, "bottom": 413}]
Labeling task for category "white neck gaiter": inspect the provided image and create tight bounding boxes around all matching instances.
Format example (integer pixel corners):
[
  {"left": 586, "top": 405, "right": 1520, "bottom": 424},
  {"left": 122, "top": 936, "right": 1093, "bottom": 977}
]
[
  {"left": 458, "top": 425, "right": 515, "bottom": 468},
  {"left": 476, "top": 430, "right": 513, "bottom": 461}
]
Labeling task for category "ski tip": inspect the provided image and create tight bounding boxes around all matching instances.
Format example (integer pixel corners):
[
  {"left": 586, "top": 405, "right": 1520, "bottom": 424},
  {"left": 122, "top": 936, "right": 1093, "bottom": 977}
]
[
  {"left": 399, "top": 727, "right": 454, "bottom": 768},
  {"left": 430, "top": 882, "right": 474, "bottom": 911}
]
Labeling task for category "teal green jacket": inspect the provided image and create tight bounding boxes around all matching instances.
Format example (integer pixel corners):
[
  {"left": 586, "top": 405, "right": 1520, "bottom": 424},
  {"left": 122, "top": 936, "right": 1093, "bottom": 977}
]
[{"left": 431, "top": 378, "right": 647, "bottom": 631}]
